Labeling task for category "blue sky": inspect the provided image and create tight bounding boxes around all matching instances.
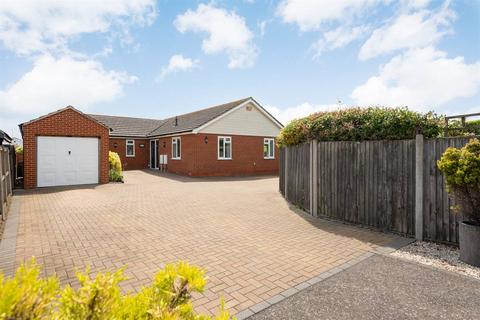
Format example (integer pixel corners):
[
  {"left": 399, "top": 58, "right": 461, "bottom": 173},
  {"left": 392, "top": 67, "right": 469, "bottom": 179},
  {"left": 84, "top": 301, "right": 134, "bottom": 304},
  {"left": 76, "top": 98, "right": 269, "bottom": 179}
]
[{"left": 0, "top": 0, "right": 479, "bottom": 138}]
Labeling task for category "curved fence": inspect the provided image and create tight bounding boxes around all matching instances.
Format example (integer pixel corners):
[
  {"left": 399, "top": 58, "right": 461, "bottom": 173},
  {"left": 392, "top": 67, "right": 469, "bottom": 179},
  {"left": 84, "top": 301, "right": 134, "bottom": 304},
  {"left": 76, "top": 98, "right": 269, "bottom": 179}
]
[{"left": 279, "top": 135, "right": 475, "bottom": 244}]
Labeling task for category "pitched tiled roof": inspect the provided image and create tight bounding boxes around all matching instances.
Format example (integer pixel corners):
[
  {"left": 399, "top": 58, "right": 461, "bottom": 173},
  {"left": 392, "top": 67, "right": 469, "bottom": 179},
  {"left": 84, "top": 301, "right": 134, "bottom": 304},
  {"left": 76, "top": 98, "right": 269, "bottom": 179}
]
[
  {"left": 148, "top": 97, "right": 251, "bottom": 136},
  {"left": 88, "top": 114, "right": 165, "bottom": 137}
]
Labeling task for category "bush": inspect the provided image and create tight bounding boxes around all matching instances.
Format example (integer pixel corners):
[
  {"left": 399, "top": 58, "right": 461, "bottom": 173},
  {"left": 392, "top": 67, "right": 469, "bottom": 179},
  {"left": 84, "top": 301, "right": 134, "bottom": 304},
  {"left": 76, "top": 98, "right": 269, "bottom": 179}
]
[
  {"left": 109, "top": 151, "right": 123, "bottom": 182},
  {"left": 277, "top": 107, "right": 443, "bottom": 147},
  {"left": 447, "top": 119, "right": 480, "bottom": 137},
  {"left": 437, "top": 138, "right": 480, "bottom": 225},
  {"left": 0, "top": 259, "right": 234, "bottom": 320},
  {"left": 15, "top": 146, "right": 23, "bottom": 154}
]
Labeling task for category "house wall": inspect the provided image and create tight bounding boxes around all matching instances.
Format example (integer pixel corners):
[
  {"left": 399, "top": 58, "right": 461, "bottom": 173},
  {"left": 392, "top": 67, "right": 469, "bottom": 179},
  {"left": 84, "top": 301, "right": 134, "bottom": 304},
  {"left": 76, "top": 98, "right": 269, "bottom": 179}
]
[
  {"left": 197, "top": 102, "right": 281, "bottom": 137},
  {"left": 157, "top": 133, "right": 279, "bottom": 176},
  {"left": 109, "top": 138, "right": 149, "bottom": 170},
  {"left": 22, "top": 108, "right": 110, "bottom": 189}
]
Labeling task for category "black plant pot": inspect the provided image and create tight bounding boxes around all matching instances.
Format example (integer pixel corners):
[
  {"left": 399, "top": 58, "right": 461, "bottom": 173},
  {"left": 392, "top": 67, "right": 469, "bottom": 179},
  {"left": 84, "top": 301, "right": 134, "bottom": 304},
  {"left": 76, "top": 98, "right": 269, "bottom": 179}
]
[{"left": 459, "top": 221, "right": 480, "bottom": 267}]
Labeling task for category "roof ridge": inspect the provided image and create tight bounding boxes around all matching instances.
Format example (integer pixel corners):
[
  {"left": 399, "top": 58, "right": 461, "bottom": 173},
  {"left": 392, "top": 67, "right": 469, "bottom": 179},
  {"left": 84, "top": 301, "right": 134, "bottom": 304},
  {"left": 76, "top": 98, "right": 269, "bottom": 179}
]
[
  {"left": 161, "top": 97, "right": 251, "bottom": 121},
  {"left": 88, "top": 113, "right": 164, "bottom": 122}
]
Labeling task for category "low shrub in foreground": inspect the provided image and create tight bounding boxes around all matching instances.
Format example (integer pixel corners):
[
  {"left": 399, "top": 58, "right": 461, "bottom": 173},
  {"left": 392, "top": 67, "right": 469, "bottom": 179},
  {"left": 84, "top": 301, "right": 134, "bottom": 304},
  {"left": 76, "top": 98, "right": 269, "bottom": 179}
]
[
  {"left": 109, "top": 151, "right": 123, "bottom": 182},
  {"left": 277, "top": 107, "right": 443, "bottom": 147},
  {"left": 0, "top": 259, "right": 233, "bottom": 320}
]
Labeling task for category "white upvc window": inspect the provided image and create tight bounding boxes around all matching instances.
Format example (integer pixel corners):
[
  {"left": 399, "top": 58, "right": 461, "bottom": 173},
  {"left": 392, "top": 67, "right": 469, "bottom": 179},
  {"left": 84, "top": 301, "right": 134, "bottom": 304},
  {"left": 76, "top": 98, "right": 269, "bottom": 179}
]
[
  {"left": 126, "top": 139, "right": 135, "bottom": 157},
  {"left": 218, "top": 136, "right": 232, "bottom": 160},
  {"left": 172, "top": 137, "right": 181, "bottom": 160},
  {"left": 264, "top": 138, "right": 275, "bottom": 159}
]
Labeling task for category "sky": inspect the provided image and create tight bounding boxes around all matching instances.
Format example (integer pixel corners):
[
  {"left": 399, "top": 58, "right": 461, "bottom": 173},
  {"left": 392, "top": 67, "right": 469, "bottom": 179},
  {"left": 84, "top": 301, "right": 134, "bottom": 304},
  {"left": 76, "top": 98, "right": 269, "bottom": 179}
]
[{"left": 0, "top": 0, "right": 479, "bottom": 138}]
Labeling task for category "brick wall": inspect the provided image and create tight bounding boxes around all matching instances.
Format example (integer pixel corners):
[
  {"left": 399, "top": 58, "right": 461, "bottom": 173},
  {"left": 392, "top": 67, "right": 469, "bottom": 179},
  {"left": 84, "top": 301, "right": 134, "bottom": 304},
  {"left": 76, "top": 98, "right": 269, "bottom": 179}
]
[
  {"left": 109, "top": 138, "right": 149, "bottom": 170},
  {"left": 22, "top": 108, "right": 110, "bottom": 189},
  {"left": 157, "top": 134, "right": 279, "bottom": 176}
]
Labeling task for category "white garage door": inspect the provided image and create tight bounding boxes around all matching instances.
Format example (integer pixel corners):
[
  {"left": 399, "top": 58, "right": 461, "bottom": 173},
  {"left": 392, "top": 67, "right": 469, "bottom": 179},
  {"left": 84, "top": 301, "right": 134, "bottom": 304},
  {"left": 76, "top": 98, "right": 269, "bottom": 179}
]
[{"left": 37, "top": 136, "right": 99, "bottom": 187}]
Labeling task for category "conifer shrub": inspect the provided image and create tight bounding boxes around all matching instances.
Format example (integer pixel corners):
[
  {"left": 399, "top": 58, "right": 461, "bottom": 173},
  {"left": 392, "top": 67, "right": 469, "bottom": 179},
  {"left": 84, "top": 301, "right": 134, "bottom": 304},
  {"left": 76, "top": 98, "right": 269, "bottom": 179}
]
[{"left": 109, "top": 151, "right": 124, "bottom": 183}]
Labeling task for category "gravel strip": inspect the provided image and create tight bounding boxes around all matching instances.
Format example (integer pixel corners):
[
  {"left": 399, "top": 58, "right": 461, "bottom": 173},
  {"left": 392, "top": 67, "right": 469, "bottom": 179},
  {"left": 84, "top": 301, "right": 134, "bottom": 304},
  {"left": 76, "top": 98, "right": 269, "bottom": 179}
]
[{"left": 390, "top": 241, "right": 480, "bottom": 280}]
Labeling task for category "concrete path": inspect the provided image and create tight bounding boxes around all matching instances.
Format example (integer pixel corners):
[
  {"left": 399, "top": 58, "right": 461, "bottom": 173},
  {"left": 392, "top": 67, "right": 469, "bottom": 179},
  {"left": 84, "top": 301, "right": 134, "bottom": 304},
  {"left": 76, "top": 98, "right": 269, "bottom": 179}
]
[
  {"left": 249, "top": 254, "right": 480, "bottom": 320},
  {"left": 0, "top": 170, "right": 397, "bottom": 316}
]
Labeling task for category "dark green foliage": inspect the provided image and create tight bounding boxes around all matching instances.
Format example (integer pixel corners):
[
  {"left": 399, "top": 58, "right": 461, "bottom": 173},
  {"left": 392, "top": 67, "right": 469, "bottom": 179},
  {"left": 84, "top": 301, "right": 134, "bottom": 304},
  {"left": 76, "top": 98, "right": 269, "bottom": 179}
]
[
  {"left": 448, "top": 119, "right": 480, "bottom": 137},
  {"left": 277, "top": 107, "right": 443, "bottom": 147}
]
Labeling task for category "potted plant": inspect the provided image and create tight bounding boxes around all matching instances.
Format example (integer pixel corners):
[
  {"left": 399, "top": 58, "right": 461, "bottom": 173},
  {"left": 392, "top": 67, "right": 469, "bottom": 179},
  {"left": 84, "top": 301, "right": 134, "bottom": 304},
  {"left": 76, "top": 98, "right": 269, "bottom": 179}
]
[{"left": 438, "top": 138, "right": 480, "bottom": 266}]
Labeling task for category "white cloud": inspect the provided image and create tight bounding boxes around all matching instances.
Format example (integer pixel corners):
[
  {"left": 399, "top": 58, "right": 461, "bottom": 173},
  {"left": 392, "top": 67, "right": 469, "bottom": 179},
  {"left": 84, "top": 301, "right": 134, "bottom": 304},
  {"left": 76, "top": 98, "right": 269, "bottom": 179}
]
[
  {"left": 0, "top": 55, "right": 136, "bottom": 115},
  {"left": 277, "top": 0, "right": 384, "bottom": 32},
  {"left": 174, "top": 4, "right": 257, "bottom": 69},
  {"left": 359, "top": 3, "right": 454, "bottom": 60},
  {"left": 351, "top": 47, "right": 480, "bottom": 110},
  {"left": 157, "top": 54, "right": 199, "bottom": 81},
  {"left": 0, "top": 0, "right": 156, "bottom": 56},
  {"left": 313, "top": 25, "right": 369, "bottom": 57},
  {"left": 266, "top": 102, "right": 341, "bottom": 125}
]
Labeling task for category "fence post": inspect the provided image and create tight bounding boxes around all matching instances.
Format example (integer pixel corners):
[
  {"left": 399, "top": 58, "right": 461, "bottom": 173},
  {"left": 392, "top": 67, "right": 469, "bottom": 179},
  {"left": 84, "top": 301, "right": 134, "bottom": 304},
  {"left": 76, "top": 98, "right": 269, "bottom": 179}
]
[
  {"left": 415, "top": 134, "right": 424, "bottom": 240},
  {"left": 310, "top": 140, "right": 318, "bottom": 217},
  {"left": 284, "top": 147, "right": 288, "bottom": 200}
]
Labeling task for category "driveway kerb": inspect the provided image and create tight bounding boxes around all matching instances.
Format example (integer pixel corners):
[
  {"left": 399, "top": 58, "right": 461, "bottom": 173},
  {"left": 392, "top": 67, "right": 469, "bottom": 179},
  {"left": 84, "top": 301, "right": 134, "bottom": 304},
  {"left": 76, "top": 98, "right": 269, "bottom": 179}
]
[{"left": 236, "top": 235, "right": 413, "bottom": 320}]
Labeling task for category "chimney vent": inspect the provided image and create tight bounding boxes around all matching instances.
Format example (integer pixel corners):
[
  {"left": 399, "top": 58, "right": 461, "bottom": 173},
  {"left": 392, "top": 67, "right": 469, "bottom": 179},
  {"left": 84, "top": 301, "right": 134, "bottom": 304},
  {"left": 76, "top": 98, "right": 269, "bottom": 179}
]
[{"left": 174, "top": 116, "right": 178, "bottom": 127}]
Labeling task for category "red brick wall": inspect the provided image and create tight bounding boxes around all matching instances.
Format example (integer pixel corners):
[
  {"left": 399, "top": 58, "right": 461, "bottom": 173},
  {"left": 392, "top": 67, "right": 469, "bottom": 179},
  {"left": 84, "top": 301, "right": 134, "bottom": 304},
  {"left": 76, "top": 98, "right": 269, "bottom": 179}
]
[
  {"left": 109, "top": 138, "right": 149, "bottom": 170},
  {"left": 157, "top": 134, "right": 279, "bottom": 177},
  {"left": 22, "top": 108, "right": 110, "bottom": 189}
]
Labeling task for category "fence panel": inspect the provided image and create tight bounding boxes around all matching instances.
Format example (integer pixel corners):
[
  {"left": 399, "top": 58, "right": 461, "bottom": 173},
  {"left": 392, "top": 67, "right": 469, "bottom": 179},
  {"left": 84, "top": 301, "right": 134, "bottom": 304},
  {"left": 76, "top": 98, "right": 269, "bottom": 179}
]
[
  {"left": 423, "top": 137, "right": 474, "bottom": 244},
  {"left": 279, "top": 147, "right": 285, "bottom": 196},
  {"left": 285, "top": 143, "right": 310, "bottom": 212},
  {"left": 0, "top": 146, "right": 13, "bottom": 220},
  {"left": 315, "top": 140, "right": 416, "bottom": 236}
]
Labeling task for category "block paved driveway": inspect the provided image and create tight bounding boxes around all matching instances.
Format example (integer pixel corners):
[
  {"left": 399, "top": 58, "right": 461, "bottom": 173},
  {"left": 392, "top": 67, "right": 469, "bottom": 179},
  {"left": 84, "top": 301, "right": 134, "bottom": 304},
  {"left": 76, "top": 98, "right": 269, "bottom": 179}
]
[{"left": 1, "top": 170, "right": 395, "bottom": 315}]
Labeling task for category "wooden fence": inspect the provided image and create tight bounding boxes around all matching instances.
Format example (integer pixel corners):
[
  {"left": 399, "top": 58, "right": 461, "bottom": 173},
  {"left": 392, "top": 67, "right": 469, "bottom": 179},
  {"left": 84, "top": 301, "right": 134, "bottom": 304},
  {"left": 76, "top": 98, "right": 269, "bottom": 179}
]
[
  {"left": 280, "top": 136, "right": 476, "bottom": 244},
  {"left": 0, "top": 145, "right": 13, "bottom": 221}
]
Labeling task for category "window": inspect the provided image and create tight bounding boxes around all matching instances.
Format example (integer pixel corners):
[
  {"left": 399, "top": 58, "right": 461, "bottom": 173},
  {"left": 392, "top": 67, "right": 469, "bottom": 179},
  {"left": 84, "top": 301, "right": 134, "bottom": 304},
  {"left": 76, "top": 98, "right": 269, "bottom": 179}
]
[
  {"left": 218, "top": 136, "right": 232, "bottom": 160},
  {"left": 172, "top": 137, "right": 181, "bottom": 159},
  {"left": 126, "top": 140, "right": 135, "bottom": 157},
  {"left": 264, "top": 138, "right": 275, "bottom": 159}
]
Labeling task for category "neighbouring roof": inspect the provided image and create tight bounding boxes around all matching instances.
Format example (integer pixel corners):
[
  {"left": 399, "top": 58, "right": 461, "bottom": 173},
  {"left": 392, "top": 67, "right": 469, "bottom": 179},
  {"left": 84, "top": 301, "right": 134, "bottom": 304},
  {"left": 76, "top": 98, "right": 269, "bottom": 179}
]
[
  {"left": 89, "top": 114, "right": 165, "bottom": 137},
  {"left": 0, "top": 129, "right": 12, "bottom": 144},
  {"left": 148, "top": 97, "right": 251, "bottom": 136}
]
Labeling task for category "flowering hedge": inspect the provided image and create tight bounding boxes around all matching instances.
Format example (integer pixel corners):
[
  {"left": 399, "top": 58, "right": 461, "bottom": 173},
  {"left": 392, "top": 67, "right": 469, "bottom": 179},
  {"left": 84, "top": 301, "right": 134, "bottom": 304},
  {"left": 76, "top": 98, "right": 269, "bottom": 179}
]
[{"left": 277, "top": 107, "right": 443, "bottom": 147}]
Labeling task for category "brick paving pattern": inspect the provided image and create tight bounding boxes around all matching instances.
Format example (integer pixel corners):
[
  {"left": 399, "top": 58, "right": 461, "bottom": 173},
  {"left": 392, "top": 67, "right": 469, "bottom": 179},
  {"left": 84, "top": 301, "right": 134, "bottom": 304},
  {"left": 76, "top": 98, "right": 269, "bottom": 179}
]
[{"left": 0, "top": 171, "right": 394, "bottom": 315}]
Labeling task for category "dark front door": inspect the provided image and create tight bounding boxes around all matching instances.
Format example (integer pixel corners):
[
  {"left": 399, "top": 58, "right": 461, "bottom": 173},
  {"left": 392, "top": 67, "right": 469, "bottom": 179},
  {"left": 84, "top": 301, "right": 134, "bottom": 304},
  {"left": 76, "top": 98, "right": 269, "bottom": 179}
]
[{"left": 150, "top": 140, "right": 158, "bottom": 169}]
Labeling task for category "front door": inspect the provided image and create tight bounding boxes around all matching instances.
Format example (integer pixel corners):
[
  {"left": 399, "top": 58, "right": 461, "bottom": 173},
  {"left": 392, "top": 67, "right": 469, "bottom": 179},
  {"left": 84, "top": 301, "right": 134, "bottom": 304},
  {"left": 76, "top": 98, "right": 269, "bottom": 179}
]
[{"left": 150, "top": 140, "right": 158, "bottom": 169}]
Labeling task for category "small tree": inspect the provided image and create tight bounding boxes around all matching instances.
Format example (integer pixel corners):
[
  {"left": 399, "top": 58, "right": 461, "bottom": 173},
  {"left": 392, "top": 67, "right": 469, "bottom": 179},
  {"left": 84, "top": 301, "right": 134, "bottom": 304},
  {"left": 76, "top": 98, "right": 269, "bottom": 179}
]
[{"left": 437, "top": 138, "right": 480, "bottom": 225}]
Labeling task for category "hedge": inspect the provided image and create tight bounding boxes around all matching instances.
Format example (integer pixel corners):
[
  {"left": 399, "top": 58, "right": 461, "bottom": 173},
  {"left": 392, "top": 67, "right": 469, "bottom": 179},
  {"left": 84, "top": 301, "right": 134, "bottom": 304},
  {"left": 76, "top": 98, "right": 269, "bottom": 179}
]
[{"left": 277, "top": 107, "right": 443, "bottom": 147}]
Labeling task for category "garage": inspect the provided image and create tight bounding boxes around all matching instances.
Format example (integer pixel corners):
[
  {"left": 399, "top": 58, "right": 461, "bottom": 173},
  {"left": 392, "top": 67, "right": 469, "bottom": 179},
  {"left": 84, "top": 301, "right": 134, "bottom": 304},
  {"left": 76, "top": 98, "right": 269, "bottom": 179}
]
[
  {"left": 37, "top": 136, "right": 99, "bottom": 187},
  {"left": 20, "top": 106, "right": 110, "bottom": 189}
]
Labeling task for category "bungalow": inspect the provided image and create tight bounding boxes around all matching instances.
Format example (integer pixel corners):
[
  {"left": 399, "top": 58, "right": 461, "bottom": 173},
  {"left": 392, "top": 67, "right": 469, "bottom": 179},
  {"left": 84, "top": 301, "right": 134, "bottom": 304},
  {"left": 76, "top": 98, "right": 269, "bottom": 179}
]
[{"left": 19, "top": 97, "right": 283, "bottom": 188}]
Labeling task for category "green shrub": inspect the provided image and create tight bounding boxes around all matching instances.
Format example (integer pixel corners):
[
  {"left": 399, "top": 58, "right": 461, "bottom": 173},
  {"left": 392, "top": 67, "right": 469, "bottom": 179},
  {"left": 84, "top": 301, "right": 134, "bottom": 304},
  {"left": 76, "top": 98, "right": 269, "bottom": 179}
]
[
  {"left": 109, "top": 151, "right": 123, "bottom": 182},
  {"left": 0, "top": 259, "right": 234, "bottom": 320},
  {"left": 277, "top": 107, "right": 443, "bottom": 147},
  {"left": 437, "top": 138, "right": 480, "bottom": 225},
  {"left": 109, "top": 169, "right": 124, "bottom": 183},
  {"left": 15, "top": 146, "right": 23, "bottom": 154},
  {"left": 447, "top": 119, "right": 480, "bottom": 137}
]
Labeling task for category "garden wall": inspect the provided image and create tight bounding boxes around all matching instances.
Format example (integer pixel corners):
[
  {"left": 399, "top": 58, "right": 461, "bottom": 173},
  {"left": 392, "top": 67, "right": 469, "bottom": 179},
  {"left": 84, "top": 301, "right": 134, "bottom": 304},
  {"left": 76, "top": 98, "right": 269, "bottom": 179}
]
[{"left": 279, "top": 136, "right": 477, "bottom": 244}]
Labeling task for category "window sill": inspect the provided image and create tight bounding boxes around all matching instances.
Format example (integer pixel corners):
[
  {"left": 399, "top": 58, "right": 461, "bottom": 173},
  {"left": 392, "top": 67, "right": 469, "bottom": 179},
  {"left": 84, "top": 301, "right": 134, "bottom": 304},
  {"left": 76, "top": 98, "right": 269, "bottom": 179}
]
[
  {"left": 218, "top": 158, "right": 232, "bottom": 160},
  {"left": 264, "top": 157, "right": 275, "bottom": 160},
  {"left": 172, "top": 158, "right": 181, "bottom": 160},
  {"left": 126, "top": 155, "right": 135, "bottom": 158}
]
